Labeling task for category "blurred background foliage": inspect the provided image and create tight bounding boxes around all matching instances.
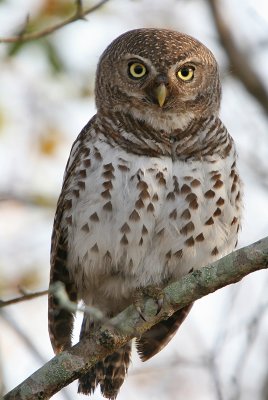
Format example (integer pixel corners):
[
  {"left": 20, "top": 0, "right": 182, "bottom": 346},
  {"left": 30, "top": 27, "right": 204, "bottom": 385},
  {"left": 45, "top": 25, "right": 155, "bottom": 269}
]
[{"left": 0, "top": 0, "right": 268, "bottom": 399}]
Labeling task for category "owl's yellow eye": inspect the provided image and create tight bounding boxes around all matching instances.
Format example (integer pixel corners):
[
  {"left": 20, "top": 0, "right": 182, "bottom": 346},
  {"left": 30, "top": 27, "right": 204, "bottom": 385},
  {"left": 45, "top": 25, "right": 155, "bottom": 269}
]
[
  {"left": 128, "top": 62, "right": 147, "bottom": 79},
  {"left": 177, "top": 66, "right": 194, "bottom": 81}
]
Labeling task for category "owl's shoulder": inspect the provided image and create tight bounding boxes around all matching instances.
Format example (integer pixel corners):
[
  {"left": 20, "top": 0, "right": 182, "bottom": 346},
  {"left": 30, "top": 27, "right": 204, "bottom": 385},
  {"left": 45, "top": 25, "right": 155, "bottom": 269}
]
[{"left": 63, "top": 115, "right": 99, "bottom": 176}]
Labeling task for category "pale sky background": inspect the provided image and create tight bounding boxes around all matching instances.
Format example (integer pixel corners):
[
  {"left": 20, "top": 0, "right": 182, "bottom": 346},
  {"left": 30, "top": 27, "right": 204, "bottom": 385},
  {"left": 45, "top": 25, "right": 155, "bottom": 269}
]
[{"left": 0, "top": 1, "right": 268, "bottom": 399}]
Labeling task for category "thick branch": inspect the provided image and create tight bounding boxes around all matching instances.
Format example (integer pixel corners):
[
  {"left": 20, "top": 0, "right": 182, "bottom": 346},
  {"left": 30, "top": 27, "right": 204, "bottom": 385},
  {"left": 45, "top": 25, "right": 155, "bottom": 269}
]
[
  {"left": 0, "top": 0, "right": 110, "bottom": 44},
  {"left": 4, "top": 236, "right": 268, "bottom": 400},
  {"left": 208, "top": 0, "right": 268, "bottom": 115}
]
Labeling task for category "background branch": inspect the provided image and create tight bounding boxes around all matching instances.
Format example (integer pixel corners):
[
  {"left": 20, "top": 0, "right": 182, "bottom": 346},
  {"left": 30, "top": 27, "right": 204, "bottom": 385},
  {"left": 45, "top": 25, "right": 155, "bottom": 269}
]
[
  {"left": 0, "top": 309, "right": 73, "bottom": 400},
  {"left": 0, "top": 192, "right": 56, "bottom": 209},
  {"left": 4, "top": 236, "right": 268, "bottom": 400},
  {"left": 208, "top": 0, "right": 268, "bottom": 115},
  {"left": 0, "top": 0, "right": 110, "bottom": 44},
  {"left": 0, "top": 289, "right": 48, "bottom": 308}
]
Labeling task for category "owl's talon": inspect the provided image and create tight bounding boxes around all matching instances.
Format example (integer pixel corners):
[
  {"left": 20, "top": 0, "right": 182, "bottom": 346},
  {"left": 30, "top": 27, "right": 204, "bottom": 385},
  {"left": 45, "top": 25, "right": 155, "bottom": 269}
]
[
  {"left": 136, "top": 306, "right": 147, "bottom": 322},
  {"left": 142, "top": 285, "right": 165, "bottom": 316},
  {"left": 134, "top": 291, "right": 148, "bottom": 321},
  {"left": 134, "top": 286, "right": 165, "bottom": 319},
  {"left": 156, "top": 297, "right": 164, "bottom": 315}
]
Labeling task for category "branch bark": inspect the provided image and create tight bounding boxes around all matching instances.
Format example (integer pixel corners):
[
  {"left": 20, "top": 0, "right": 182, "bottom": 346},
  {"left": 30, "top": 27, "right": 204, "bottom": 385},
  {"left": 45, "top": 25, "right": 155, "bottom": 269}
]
[
  {"left": 0, "top": 0, "right": 110, "bottom": 44},
  {"left": 4, "top": 236, "right": 268, "bottom": 400},
  {"left": 208, "top": 0, "right": 268, "bottom": 115}
]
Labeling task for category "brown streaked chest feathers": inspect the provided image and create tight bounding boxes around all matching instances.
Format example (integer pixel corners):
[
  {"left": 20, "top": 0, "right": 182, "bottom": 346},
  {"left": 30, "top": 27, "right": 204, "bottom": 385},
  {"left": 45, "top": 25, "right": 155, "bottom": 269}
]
[{"left": 62, "top": 117, "right": 242, "bottom": 312}]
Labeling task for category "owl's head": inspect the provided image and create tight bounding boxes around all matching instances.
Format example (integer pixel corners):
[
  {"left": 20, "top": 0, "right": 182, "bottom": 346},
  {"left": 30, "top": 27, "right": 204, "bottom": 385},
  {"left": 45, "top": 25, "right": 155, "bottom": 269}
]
[{"left": 95, "top": 28, "right": 221, "bottom": 132}]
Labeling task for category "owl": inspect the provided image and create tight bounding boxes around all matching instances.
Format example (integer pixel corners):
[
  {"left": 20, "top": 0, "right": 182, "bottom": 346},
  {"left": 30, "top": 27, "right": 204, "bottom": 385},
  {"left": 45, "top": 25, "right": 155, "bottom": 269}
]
[{"left": 48, "top": 28, "right": 242, "bottom": 399}]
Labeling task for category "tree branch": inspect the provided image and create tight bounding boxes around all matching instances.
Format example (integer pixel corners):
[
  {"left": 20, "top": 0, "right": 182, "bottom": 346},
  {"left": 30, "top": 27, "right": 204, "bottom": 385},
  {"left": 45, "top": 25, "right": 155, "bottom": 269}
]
[
  {"left": 0, "top": 0, "right": 110, "bottom": 44},
  {"left": 4, "top": 236, "right": 268, "bottom": 400},
  {"left": 0, "top": 192, "right": 57, "bottom": 208},
  {"left": 208, "top": 0, "right": 268, "bottom": 115},
  {"left": 0, "top": 289, "right": 48, "bottom": 308}
]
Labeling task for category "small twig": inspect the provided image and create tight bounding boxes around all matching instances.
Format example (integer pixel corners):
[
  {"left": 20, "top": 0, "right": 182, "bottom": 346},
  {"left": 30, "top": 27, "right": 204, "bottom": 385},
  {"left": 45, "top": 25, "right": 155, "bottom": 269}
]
[
  {"left": 0, "top": 289, "right": 48, "bottom": 308},
  {"left": 75, "top": 0, "right": 84, "bottom": 18},
  {"left": 229, "top": 300, "right": 268, "bottom": 400},
  {"left": 18, "top": 14, "right": 30, "bottom": 38},
  {"left": 51, "top": 282, "right": 112, "bottom": 325},
  {"left": 208, "top": 0, "right": 268, "bottom": 115},
  {"left": 207, "top": 356, "right": 224, "bottom": 400},
  {"left": 0, "top": 0, "right": 110, "bottom": 44},
  {"left": 17, "top": 286, "right": 28, "bottom": 296}
]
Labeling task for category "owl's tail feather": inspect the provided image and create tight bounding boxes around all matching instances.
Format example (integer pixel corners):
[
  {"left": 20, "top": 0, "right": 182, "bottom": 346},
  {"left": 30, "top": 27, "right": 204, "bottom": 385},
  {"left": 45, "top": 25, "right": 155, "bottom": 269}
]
[
  {"left": 136, "top": 303, "right": 193, "bottom": 361},
  {"left": 78, "top": 343, "right": 132, "bottom": 399}
]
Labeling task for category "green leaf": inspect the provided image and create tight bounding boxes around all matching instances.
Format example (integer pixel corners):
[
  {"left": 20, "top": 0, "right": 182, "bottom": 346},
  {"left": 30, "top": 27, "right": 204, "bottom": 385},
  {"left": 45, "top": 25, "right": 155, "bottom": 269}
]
[{"left": 43, "top": 38, "right": 65, "bottom": 73}]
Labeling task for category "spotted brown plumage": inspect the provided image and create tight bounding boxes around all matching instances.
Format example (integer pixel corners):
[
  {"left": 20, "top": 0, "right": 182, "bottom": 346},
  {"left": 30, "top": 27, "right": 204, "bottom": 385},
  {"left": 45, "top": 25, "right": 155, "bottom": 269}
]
[{"left": 48, "top": 28, "right": 242, "bottom": 399}]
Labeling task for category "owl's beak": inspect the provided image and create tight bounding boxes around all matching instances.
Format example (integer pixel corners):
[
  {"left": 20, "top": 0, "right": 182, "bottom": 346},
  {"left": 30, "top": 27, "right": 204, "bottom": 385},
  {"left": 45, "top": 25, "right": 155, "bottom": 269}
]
[{"left": 155, "top": 83, "right": 168, "bottom": 107}]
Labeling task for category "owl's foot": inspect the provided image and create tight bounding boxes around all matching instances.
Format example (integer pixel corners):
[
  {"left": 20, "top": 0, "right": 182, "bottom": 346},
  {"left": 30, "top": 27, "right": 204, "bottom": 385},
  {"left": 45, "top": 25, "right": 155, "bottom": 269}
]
[
  {"left": 143, "top": 286, "right": 164, "bottom": 315},
  {"left": 134, "top": 286, "right": 164, "bottom": 322}
]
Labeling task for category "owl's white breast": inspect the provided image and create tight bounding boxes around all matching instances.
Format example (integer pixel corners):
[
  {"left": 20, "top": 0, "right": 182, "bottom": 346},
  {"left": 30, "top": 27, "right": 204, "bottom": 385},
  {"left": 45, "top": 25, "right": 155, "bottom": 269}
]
[{"left": 64, "top": 137, "right": 241, "bottom": 311}]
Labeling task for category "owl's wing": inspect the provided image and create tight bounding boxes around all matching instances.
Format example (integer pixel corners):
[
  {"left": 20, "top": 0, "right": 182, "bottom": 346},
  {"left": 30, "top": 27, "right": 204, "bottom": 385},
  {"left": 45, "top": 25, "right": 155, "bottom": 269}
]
[
  {"left": 48, "top": 205, "right": 76, "bottom": 353},
  {"left": 48, "top": 117, "right": 95, "bottom": 354}
]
